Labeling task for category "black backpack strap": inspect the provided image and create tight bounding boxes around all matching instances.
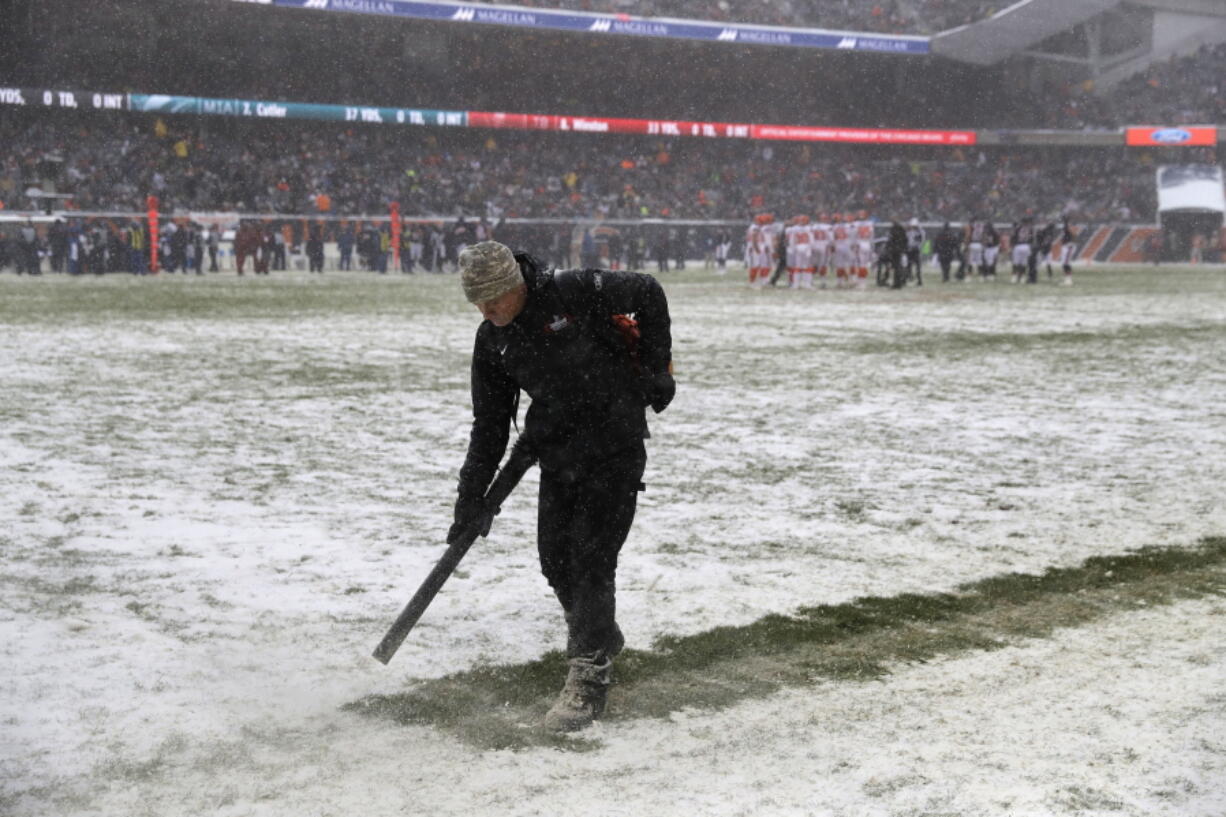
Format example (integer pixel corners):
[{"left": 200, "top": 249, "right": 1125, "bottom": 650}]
[
  {"left": 552, "top": 267, "right": 607, "bottom": 318},
  {"left": 553, "top": 268, "right": 639, "bottom": 367}
]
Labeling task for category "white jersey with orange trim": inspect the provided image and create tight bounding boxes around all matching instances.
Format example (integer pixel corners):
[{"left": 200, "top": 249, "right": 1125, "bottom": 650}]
[
  {"left": 810, "top": 222, "right": 832, "bottom": 271},
  {"left": 831, "top": 221, "right": 855, "bottom": 270},
  {"left": 854, "top": 219, "right": 875, "bottom": 266},
  {"left": 764, "top": 221, "right": 783, "bottom": 258},
  {"left": 745, "top": 222, "right": 761, "bottom": 255},
  {"left": 747, "top": 222, "right": 772, "bottom": 270},
  {"left": 784, "top": 224, "right": 801, "bottom": 270},
  {"left": 788, "top": 223, "right": 815, "bottom": 270}
]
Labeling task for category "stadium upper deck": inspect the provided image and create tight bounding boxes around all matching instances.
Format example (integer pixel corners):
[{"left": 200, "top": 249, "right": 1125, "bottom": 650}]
[
  {"left": 0, "top": 0, "right": 981, "bottom": 128},
  {"left": 4, "top": 0, "right": 1221, "bottom": 137}
]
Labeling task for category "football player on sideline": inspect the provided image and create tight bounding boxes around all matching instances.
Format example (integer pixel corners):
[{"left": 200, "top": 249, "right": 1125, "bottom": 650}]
[
  {"left": 1056, "top": 218, "right": 1077, "bottom": 286},
  {"left": 905, "top": 218, "right": 925, "bottom": 286},
  {"left": 1011, "top": 217, "right": 1035, "bottom": 284},
  {"left": 966, "top": 216, "right": 987, "bottom": 281},
  {"left": 793, "top": 215, "right": 817, "bottom": 289},
  {"left": 831, "top": 214, "right": 855, "bottom": 289},
  {"left": 983, "top": 220, "right": 1001, "bottom": 279},
  {"left": 746, "top": 214, "right": 772, "bottom": 287},
  {"left": 811, "top": 213, "right": 832, "bottom": 289},
  {"left": 853, "top": 211, "right": 875, "bottom": 290}
]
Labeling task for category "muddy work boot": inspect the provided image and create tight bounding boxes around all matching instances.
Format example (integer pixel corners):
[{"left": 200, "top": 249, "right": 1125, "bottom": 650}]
[{"left": 543, "top": 654, "right": 612, "bottom": 732}]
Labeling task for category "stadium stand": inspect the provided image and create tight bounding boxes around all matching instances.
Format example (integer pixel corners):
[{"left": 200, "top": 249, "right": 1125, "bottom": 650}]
[
  {"left": 1091, "top": 41, "right": 1226, "bottom": 127},
  {"left": 3, "top": 0, "right": 1216, "bottom": 134},
  {"left": 0, "top": 0, "right": 999, "bottom": 129},
  {"left": 0, "top": 0, "right": 1221, "bottom": 268},
  {"left": 1, "top": 110, "right": 1163, "bottom": 223}
]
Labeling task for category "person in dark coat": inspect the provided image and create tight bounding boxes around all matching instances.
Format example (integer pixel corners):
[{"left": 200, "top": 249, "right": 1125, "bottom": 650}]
[
  {"left": 256, "top": 228, "right": 275, "bottom": 275},
  {"left": 652, "top": 226, "right": 671, "bottom": 273},
  {"left": 338, "top": 225, "right": 355, "bottom": 271},
  {"left": 627, "top": 229, "right": 644, "bottom": 271},
  {"left": 885, "top": 221, "right": 908, "bottom": 288},
  {"left": 234, "top": 222, "right": 261, "bottom": 275},
  {"left": 580, "top": 228, "right": 598, "bottom": 269},
  {"left": 934, "top": 223, "right": 962, "bottom": 282},
  {"left": 1036, "top": 221, "right": 1058, "bottom": 279},
  {"left": 904, "top": 218, "right": 925, "bottom": 285},
  {"left": 169, "top": 224, "right": 188, "bottom": 273},
  {"left": 18, "top": 220, "right": 41, "bottom": 275},
  {"left": 606, "top": 230, "right": 624, "bottom": 270},
  {"left": 983, "top": 221, "right": 1001, "bottom": 279},
  {"left": 673, "top": 226, "right": 688, "bottom": 271},
  {"left": 451, "top": 241, "right": 674, "bottom": 732},
  {"left": 48, "top": 219, "right": 67, "bottom": 273},
  {"left": 306, "top": 225, "right": 325, "bottom": 273}
]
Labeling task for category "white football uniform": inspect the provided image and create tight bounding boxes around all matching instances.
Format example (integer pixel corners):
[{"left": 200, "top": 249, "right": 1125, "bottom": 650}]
[
  {"left": 810, "top": 222, "right": 832, "bottom": 281},
  {"left": 784, "top": 224, "right": 801, "bottom": 278},
  {"left": 967, "top": 221, "right": 986, "bottom": 267},
  {"left": 747, "top": 223, "right": 773, "bottom": 285},
  {"left": 854, "top": 220, "right": 875, "bottom": 270},
  {"left": 831, "top": 222, "right": 855, "bottom": 282}
]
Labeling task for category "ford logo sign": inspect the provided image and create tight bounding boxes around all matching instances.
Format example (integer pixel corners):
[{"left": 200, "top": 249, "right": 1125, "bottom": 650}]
[{"left": 1151, "top": 128, "right": 1192, "bottom": 143}]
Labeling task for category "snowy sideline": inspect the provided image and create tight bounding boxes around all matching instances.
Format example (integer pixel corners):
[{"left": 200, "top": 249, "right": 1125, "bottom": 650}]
[{"left": 2, "top": 266, "right": 1225, "bottom": 815}]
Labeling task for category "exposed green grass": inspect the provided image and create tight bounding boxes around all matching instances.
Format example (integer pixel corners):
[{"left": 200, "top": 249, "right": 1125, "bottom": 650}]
[{"left": 346, "top": 537, "right": 1226, "bottom": 750}]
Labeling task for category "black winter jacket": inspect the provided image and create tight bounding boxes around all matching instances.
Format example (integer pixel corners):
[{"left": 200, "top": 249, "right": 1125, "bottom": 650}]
[
  {"left": 934, "top": 228, "right": 961, "bottom": 259},
  {"left": 457, "top": 254, "right": 672, "bottom": 497}
]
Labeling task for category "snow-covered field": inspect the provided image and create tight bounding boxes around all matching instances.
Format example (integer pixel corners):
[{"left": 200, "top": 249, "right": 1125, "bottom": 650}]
[{"left": 2, "top": 265, "right": 1224, "bottom": 816}]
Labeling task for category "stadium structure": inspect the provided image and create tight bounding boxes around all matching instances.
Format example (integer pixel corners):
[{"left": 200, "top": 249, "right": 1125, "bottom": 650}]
[
  {"left": 1, "top": 0, "right": 1224, "bottom": 267},
  {"left": 4, "top": 4, "right": 1226, "bottom": 816}
]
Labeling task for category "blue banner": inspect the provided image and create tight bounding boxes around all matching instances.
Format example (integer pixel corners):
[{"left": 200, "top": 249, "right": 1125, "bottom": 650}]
[{"left": 255, "top": 0, "right": 929, "bottom": 55}]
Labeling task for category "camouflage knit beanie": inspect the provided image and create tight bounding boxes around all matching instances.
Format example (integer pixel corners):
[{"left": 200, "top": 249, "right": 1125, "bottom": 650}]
[{"left": 460, "top": 241, "right": 523, "bottom": 304}]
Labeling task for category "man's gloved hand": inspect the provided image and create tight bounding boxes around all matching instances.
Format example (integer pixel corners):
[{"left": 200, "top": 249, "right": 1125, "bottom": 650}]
[
  {"left": 647, "top": 370, "right": 675, "bottom": 413},
  {"left": 447, "top": 494, "right": 489, "bottom": 545}
]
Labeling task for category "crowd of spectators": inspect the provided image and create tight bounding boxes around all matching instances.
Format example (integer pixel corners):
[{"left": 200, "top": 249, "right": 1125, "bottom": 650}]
[
  {"left": 1095, "top": 41, "right": 1226, "bottom": 127},
  {"left": 471, "top": 0, "right": 1001, "bottom": 35},
  {"left": 1, "top": 112, "right": 1166, "bottom": 225},
  {"left": 1023, "top": 42, "right": 1226, "bottom": 130}
]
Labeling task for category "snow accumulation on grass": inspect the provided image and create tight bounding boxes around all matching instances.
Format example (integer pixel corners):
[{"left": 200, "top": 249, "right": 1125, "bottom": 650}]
[{"left": 1, "top": 266, "right": 1224, "bottom": 816}]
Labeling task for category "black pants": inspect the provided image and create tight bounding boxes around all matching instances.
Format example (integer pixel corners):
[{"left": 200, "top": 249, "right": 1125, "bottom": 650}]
[
  {"left": 537, "top": 444, "right": 645, "bottom": 660},
  {"left": 891, "top": 252, "right": 907, "bottom": 289},
  {"left": 906, "top": 248, "right": 921, "bottom": 281},
  {"left": 769, "top": 255, "right": 788, "bottom": 286},
  {"left": 939, "top": 253, "right": 954, "bottom": 281}
]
